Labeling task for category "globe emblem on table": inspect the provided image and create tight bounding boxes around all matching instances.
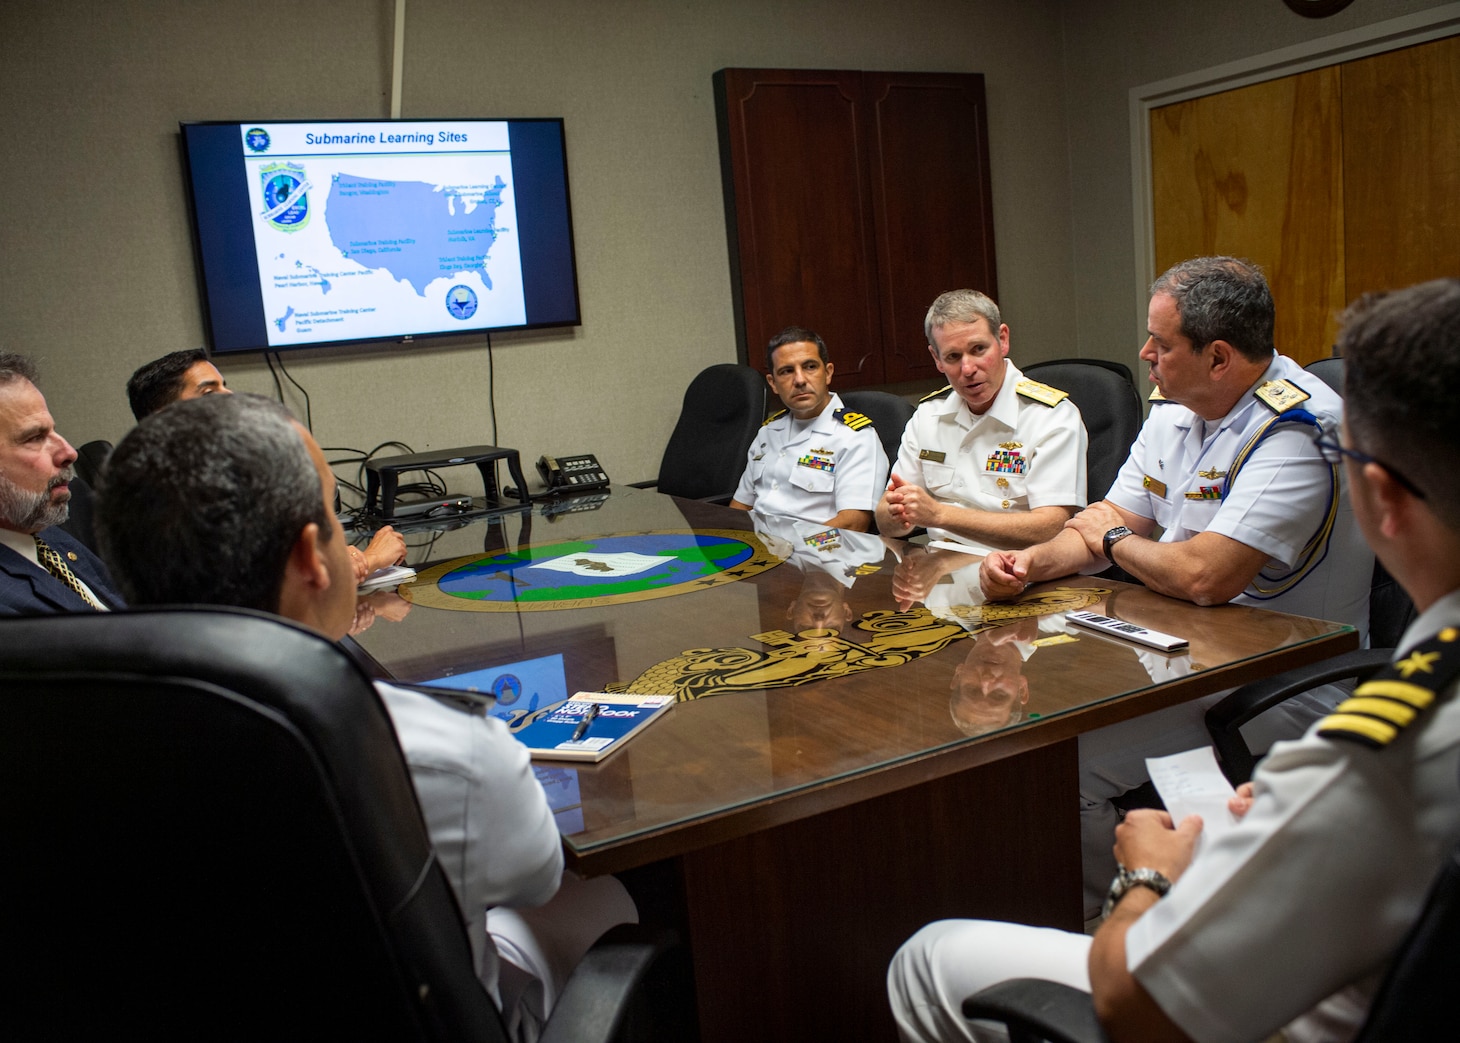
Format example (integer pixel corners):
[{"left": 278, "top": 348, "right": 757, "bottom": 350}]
[
  {"left": 446, "top": 285, "right": 479, "bottom": 320},
  {"left": 244, "top": 127, "right": 271, "bottom": 153}
]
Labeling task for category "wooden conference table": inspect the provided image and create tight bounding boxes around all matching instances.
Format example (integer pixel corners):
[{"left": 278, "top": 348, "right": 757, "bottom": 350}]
[{"left": 350, "top": 489, "right": 1356, "bottom": 1042}]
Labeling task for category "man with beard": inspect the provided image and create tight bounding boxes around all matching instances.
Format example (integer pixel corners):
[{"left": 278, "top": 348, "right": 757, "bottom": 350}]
[{"left": 0, "top": 352, "right": 123, "bottom": 614}]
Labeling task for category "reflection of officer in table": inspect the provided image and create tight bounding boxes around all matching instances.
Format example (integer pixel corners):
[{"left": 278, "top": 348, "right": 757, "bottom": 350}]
[
  {"left": 752, "top": 510, "right": 887, "bottom": 639},
  {"left": 876, "top": 289, "right": 1087, "bottom": 547},
  {"left": 894, "top": 547, "right": 1074, "bottom": 735},
  {"left": 730, "top": 326, "right": 889, "bottom": 532}
]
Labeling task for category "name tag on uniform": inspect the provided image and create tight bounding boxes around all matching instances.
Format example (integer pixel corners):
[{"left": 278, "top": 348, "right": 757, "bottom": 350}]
[
  {"left": 919, "top": 449, "right": 946, "bottom": 463},
  {"left": 1143, "top": 475, "right": 1168, "bottom": 498}
]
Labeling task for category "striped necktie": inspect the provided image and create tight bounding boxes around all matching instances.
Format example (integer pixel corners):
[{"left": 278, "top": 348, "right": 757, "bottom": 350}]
[{"left": 34, "top": 536, "right": 105, "bottom": 611}]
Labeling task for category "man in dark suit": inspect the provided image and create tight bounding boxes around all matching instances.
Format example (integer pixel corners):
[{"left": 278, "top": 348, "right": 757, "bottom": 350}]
[{"left": 0, "top": 352, "right": 123, "bottom": 614}]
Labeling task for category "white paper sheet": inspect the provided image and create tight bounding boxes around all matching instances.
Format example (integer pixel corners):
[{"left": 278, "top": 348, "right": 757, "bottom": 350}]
[{"left": 1146, "top": 746, "right": 1240, "bottom": 853}]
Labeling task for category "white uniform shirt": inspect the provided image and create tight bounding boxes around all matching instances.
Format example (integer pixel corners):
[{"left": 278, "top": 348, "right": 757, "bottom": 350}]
[
  {"left": 733, "top": 392, "right": 889, "bottom": 522},
  {"left": 1127, "top": 590, "right": 1460, "bottom": 1043},
  {"left": 750, "top": 510, "right": 888, "bottom": 587},
  {"left": 1105, "top": 354, "right": 1371, "bottom": 638},
  {"left": 891, "top": 361, "right": 1087, "bottom": 542},
  {"left": 375, "top": 682, "right": 564, "bottom": 1000}
]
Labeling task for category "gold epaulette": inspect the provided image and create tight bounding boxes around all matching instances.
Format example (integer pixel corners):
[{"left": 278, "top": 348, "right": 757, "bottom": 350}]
[
  {"left": 762, "top": 409, "right": 787, "bottom": 426},
  {"left": 836, "top": 408, "right": 874, "bottom": 431},
  {"left": 1254, "top": 379, "right": 1311, "bottom": 414},
  {"left": 1316, "top": 627, "right": 1460, "bottom": 749},
  {"left": 919, "top": 385, "right": 954, "bottom": 403},
  {"left": 1015, "top": 378, "right": 1069, "bottom": 407}
]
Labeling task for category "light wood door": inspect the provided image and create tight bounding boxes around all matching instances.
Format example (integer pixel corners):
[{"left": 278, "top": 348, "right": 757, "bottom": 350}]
[{"left": 1150, "top": 34, "right": 1459, "bottom": 366}]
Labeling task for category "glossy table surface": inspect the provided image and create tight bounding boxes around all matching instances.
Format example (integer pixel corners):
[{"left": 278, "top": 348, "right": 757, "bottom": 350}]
[{"left": 349, "top": 488, "right": 1356, "bottom": 876}]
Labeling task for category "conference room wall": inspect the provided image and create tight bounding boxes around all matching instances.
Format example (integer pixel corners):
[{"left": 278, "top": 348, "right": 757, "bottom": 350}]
[
  {"left": 0, "top": 0, "right": 1076, "bottom": 497},
  {"left": 1058, "top": 0, "right": 1454, "bottom": 380}
]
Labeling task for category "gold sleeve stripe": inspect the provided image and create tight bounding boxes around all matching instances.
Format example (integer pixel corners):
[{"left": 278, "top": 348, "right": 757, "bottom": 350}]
[
  {"left": 1352, "top": 679, "right": 1436, "bottom": 709},
  {"left": 1333, "top": 697, "right": 1418, "bottom": 727},
  {"left": 1317, "top": 713, "right": 1398, "bottom": 745}
]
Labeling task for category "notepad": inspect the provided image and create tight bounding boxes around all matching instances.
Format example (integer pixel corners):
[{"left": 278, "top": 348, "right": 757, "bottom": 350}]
[{"left": 511, "top": 693, "right": 675, "bottom": 763}]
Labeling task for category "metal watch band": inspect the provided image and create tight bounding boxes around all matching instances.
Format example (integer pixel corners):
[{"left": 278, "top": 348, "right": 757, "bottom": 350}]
[
  {"left": 1103, "top": 525, "right": 1134, "bottom": 564},
  {"left": 1100, "top": 865, "right": 1173, "bottom": 918}
]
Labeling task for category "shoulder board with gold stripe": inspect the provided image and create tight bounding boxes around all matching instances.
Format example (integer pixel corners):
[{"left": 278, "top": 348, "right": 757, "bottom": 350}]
[
  {"left": 834, "top": 408, "right": 874, "bottom": 431},
  {"left": 762, "top": 409, "right": 787, "bottom": 427},
  {"left": 1149, "top": 386, "right": 1171, "bottom": 403},
  {"left": 1015, "top": 378, "right": 1069, "bottom": 408},
  {"left": 1254, "top": 379, "right": 1311, "bottom": 414},
  {"left": 919, "top": 385, "right": 954, "bottom": 404},
  {"left": 1316, "top": 627, "right": 1460, "bottom": 749}
]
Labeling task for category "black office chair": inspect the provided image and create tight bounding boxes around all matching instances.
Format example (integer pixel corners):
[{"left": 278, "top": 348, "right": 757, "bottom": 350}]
[
  {"left": 74, "top": 437, "right": 113, "bottom": 488},
  {"left": 1021, "top": 359, "right": 1141, "bottom": 501},
  {"left": 0, "top": 608, "right": 685, "bottom": 1041},
  {"left": 1304, "top": 355, "right": 1344, "bottom": 394},
  {"left": 838, "top": 389, "right": 915, "bottom": 468},
  {"left": 631, "top": 363, "right": 766, "bottom": 501},
  {"left": 55, "top": 472, "right": 102, "bottom": 554}
]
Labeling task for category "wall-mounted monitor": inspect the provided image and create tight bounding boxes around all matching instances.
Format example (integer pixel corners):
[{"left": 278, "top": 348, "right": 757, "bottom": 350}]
[{"left": 180, "top": 118, "right": 581, "bottom": 354}]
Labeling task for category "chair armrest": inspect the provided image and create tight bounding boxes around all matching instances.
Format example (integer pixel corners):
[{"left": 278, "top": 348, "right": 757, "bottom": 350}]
[
  {"left": 961, "top": 978, "right": 1109, "bottom": 1043},
  {"left": 1204, "top": 647, "right": 1392, "bottom": 785},
  {"left": 539, "top": 924, "right": 689, "bottom": 1043}
]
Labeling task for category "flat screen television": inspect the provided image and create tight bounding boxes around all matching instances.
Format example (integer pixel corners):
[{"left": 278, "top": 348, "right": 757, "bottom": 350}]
[{"left": 180, "top": 118, "right": 581, "bottom": 354}]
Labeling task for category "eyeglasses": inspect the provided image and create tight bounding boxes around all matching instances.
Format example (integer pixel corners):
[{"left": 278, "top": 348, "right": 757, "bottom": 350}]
[{"left": 1312, "top": 431, "right": 1426, "bottom": 500}]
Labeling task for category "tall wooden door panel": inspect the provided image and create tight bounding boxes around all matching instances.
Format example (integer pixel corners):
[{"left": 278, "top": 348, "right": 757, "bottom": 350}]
[
  {"left": 866, "top": 73, "right": 998, "bottom": 383},
  {"left": 1341, "top": 35, "right": 1460, "bottom": 299},
  {"left": 716, "top": 69, "right": 885, "bottom": 382},
  {"left": 716, "top": 69, "right": 997, "bottom": 386},
  {"left": 1151, "top": 67, "right": 1346, "bottom": 363}
]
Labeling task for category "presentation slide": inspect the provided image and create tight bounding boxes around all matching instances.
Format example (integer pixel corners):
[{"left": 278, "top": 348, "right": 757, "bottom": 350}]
[{"left": 236, "top": 121, "right": 527, "bottom": 347}]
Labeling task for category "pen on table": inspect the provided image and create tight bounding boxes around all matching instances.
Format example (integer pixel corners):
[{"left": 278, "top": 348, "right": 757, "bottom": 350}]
[{"left": 571, "top": 702, "right": 602, "bottom": 742}]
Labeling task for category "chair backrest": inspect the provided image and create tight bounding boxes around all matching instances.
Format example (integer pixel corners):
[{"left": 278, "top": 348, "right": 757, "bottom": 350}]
[
  {"left": 838, "top": 389, "right": 916, "bottom": 467},
  {"left": 56, "top": 472, "right": 101, "bottom": 553},
  {"left": 74, "top": 438, "right": 113, "bottom": 488},
  {"left": 656, "top": 363, "right": 766, "bottom": 499},
  {"left": 1304, "top": 355, "right": 1344, "bottom": 394},
  {"left": 0, "top": 608, "right": 506, "bottom": 1041},
  {"left": 1021, "top": 359, "right": 1142, "bottom": 501},
  {"left": 1353, "top": 832, "right": 1460, "bottom": 1040}
]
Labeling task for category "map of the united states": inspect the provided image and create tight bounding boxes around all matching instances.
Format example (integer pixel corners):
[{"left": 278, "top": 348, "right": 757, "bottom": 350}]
[{"left": 326, "top": 173, "right": 505, "bottom": 295}]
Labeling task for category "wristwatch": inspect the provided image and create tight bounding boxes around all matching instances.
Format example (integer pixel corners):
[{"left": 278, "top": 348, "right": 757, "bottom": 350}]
[
  {"left": 1103, "top": 525, "right": 1134, "bottom": 564},
  {"left": 1101, "top": 865, "right": 1172, "bottom": 918}
]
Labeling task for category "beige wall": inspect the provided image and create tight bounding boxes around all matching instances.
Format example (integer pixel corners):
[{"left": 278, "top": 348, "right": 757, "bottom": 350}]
[
  {"left": 3, "top": 0, "right": 1450, "bottom": 500},
  {"left": 0, "top": 0, "right": 1072, "bottom": 497}
]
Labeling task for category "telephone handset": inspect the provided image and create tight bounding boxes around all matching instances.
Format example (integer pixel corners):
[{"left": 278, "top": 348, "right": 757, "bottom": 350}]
[{"left": 537, "top": 453, "right": 610, "bottom": 493}]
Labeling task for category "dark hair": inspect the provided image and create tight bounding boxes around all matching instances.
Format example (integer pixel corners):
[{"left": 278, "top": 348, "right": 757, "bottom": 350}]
[
  {"left": 126, "top": 349, "right": 209, "bottom": 421},
  {"left": 0, "top": 351, "right": 39, "bottom": 388},
  {"left": 1150, "top": 257, "right": 1275, "bottom": 362},
  {"left": 766, "top": 326, "right": 828, "bottom": 370},
  {"left": 1340, "top": 278, "right": 1460, "bottom": 526},
  {"left": 97, "top": 393, "right": 330, "bottom": 611}
]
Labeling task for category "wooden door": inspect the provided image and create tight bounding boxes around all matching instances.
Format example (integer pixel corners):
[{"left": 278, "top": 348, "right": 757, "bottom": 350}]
[
  {"left": 715, "top": 69, "right": 998, "bottom": 386},
  {"left": 1150, "top": 34, "right": 1459, "bottom": 365}
]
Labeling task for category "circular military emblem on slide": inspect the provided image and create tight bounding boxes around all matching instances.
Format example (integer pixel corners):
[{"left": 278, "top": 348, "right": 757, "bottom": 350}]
[
  {"left": 491, "top": 673, "right": 523, "bottom": 705},
  {"left": 402, "top": 529, "right": 784, "bottom": 612},
  {"left": 445, "top": 284, "right": 479, "bottom": 320},
  {"left": 259, "top": 162, "right": 310, "bottom": 232},
  {"left": 244, "top": 127, "right": 271, "bottom": 153}
]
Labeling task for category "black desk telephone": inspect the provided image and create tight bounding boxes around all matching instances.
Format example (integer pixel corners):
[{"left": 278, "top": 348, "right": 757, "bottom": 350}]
[{"left": 536, "top": 453, "right": 610, "bottom": 493}]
